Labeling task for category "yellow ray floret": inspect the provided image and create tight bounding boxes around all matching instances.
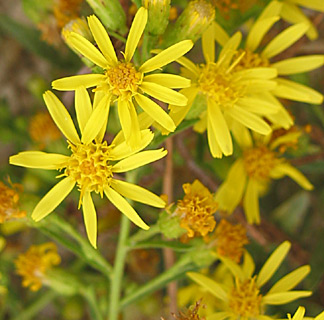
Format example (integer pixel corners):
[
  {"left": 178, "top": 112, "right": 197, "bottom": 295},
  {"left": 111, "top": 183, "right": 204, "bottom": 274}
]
[
  {"left": 52, "top": 7, "right": 193, "bottom": 149},
  {"left": 10, "top": 89, "right": 167, "bottom": 248}
]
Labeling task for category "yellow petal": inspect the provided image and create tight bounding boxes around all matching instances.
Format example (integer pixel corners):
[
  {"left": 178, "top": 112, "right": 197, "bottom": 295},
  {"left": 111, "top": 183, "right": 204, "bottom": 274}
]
[
  {"left": 52, "top": 74, "right": 106, "bottom": 91},
  {"left": 218, "top": 32, "right": 242, "bottom": 68},
  {"left": 111, "top": 180, "right": 165, "bottom": 208},
  {"left": 216, "top": 159, "right": 246, "bottom": 213},
  {"left": 176, "top": 56, "right": 200, "bottom": 78},
  {"left": 268, "top": 265, "right": 311, "bottom": 294},
  {"left": 234, "top": 68, "right": 277, "bottom": 80},
  {"left": 257, "top": 241, "right": 291, "bottom": 287},
  {"left": 186, "top": 272, "right": 228, "bottom": 302},
  {"left": 243, "top": 178, "right": 260, "bottom": 224},
  {"left": 140, "top": 81, "right": 188, "bottom": 106},
  {"left": 117, "top": 100, "right": 141, "bottom": 149},
  {"left": 82, "top": 94, "right": 111, "bottom": 144},
  {"left": 202, "top": 23, "right": 215, "bottom": 63},
  {"left": 113, "top": 149, "right": 167, "bottom": 172},
  {"left": 110, "top": 129, "right": 154, "bottom": 160},
  {"left": 32, "top": 177, "right": 75, "bottom": 222},
  {"left": 143, "top": 74, "right": 191, "bottom": 88},
  {"left": 207, "top": 116, "right": 223, "bottom": 158},
  {"left": 262, "top": 23, "right": 309, "bottom": 59},
  {"left": 125, "top": 7, "right": 148, "bottom": 62},
  {"left": 263, "top": 291, "right": 312, "bottom": 305},
  {"left": 272, "top": 78, "right": 323, "bottom": 104},
  {"left": 82, "top": 191, "right": 97, "bottom": 249},
  {"left": 231, "top": 121, "right": 253, "bottom": 149},
  {"left": 87, "top": 15, "right": 117, "bottom": 64},
  {"left": 139, "top": 40, "right": 193, "bottom": 73},
  {"left": 67, "top": 32, "right": 108, "bottom": 68},
  {"left": 292, "top": 307, "right": 306, "bottom": 320},
  {"left": 265, "top": 104, "right": 294, "bottom": 130},
  {"left": 208, "top": 100, "right": 233, "bottom": 156},
  {"left": 246, "top": 17, "right": 280, "bottom": 52},
  {"left": 272, "top": 55, "right": 324, "bottom": 75},
  {"left": 243, "top": 80, "right": 277, "bottom": 93},
  {"left": 75, "top": 86, "right": 92, "bottom": 134},
  {"left": 242, "top": 251, "right": 255, "bottom": 278},
  {"left": 93, "top": 91, "right": 108, "bottom": 143},
  {"left": 237, "top": 97, "right": 279, "bottom": 115},
  {"left": 213, "top": 22, "right": 230, "bottom": 46},
  {"left": 315, "top": 311, "right": 324, "bottom": 320},
  {"left": 270, "top": 131, "right": 302, "bottom": 150},
  {"left": 270, "top": 163, "right": 314, "bottom": 190},
  {"left": 220, "top": 256, "right": 245, "bottom": 280},
  {"left": 104, "top": 186, "right": 149, "bottom": 229},
  {"left": 291, "top": 0, "right": 324, "bottom": 12},
  {"left": 226, "top": 105, "right": 272, "bottom": 135},
  {"left": 258, "top": 0, "right": 283, "bottom": 20},
  {"left": 134, "top": 94, "right": 176, "bottom": 132},
  {"left": 281, "top": 3, "right": 318, "bottom": 40},
  {"left": 43, "top": 91, "right": 80, "bottom": 144},
  {"left": 10, "top": 152, "right": 68, "bottom": 169}
]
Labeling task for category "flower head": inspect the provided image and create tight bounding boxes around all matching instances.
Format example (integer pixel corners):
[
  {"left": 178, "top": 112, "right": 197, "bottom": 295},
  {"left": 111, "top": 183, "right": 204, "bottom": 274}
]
[
  {"left": 52, "top": 7, "right": 193, "bottom": 148},
  {"left": 188, "top": 241, "right": 312, "bottom": 320},
  {"left": 0, "top": 180, "right": 26, "bottom": 223},
  {"left": 169, "top": 23, "right": 278, "bottom": 158},
  {"left": 10, "top": 89, "right": 167, "bottom": 248},
  {"left": 213, "top": 1, "right": 324, "bottom": 129},
  {"left": 15, "top": 242, "right": 61, "bottom": 291},
  {"left": 175, "top": 180, "right": 217, "bottom": 238},
  {"left": 215, "top": 123, "right": 313, "bottom": 224}
]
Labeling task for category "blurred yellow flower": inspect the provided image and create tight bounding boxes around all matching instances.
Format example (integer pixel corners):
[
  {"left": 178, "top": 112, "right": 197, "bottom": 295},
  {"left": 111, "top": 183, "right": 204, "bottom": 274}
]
[
  {"left": 175, "top": 180, "right": 217, "bottom": 238},
  {"left": 53, "top": 7, "right": 193, "bottom": 148},
  {"left": 169, "top": 23, "right": 279, "bottom": 158},
  {"left": 286, "top": 307, "right": 324, "bottom": 320},
  {"left": 0, "top": 180, "right": 26, "bottom": 223},
  {"left": 215, "top": 124, "right": 313, "bottom": 224},
  {"left": 10, "top": 89, "right": 166, "bottom": 248},
  {"left": 15, "top": 242, "right": 61, "bottom": 291},
  {"left": 188, "top": 241, "right": 312, "bottom": 320},
  {"left": 214, "top": 1, "right": 324, "bottom": 129}
]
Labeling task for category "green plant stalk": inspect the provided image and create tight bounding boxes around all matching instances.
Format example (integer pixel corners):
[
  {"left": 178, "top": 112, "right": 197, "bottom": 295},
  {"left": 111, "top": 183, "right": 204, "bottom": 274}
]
[
  {"left": 128, "top": 224, "right": 160, "bottom": 244},
  {"left": 120, "top": 254, "right": 196, "bottom": 308},
  {"left": 82, "top": 287, "right": 104, "bottom": 320}
]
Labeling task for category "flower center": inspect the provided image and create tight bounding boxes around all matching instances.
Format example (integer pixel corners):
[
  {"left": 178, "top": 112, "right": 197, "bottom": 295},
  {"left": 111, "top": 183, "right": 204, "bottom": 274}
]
[
  {"left": 64, "top": 141, "right": 113, "bottom": 197},
  {"left": 214, "top": 219, "right": 248, "bottom": 263},
  {"left": 229, "top": 277, "right": 262, "bottom": 318},
  {"left": 234, "top": 49, "right": 270, "bottom": 71},
  {"left": 105, "top": 62, "right": 143, "bottom": 99},
  {"left": 176, "top": 181, "right": 217, "bottom": 238},
  {"left": 198, "top": 62, "right": 244, "bottom": 107},
  {"left": 243, "top": 146, "right": 278, "bottom": 181}
]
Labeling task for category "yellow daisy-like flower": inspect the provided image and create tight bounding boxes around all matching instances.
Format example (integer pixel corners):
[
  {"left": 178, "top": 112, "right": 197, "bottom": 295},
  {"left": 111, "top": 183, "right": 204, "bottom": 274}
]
[
  {"left": 215, "top": 123, "right": 313, "bottom": 224},
  {"left": 168, "top": 23, "right": 279, "bottom": 158},
  {"left": 175, "top": 180, "right": 218, "bottom": 238},
  {"left": 15, "top": 242, "right": 61, "bottom": 292},
  {"left": 214, "top": 1, "right": 324, "bottom": 129},
  {"left": 286, "top": 307, "right": 324, "bottom": 320},
  {"left": 281, "top": 0, "right": 324, "bottom": 40},
  {"left": 10, "top": 89, "right": 166, "bottom": 248},
  {"left": 52, "top": 7, "right": 193, "bottom": 148},
  {"left": 188, "top": 241, "right": 312, "bottom": 320}
]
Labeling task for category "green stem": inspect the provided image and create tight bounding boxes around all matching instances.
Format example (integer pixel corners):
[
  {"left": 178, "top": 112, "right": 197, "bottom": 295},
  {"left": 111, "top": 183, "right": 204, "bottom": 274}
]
[
  {"left": 120, "top": 254, "right": 196, "bottom": 309},
  {"left": 82, "top": 287, "right": 104, "bottom": 320},
  {"left": 128, "top": 224, "right": 160, "bottom": 244},
  {"left": 108, "top": 214, "right": 130, "bottom": 320}
]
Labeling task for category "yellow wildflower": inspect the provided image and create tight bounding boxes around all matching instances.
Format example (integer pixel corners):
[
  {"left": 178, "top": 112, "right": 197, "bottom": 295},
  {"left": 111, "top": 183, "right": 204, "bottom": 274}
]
[
  {"left": 0, "top": 180, "right": 26, "bottom": 223},
  {"left": 188, "top": 241, "right": 312, "bottom": 320},
  {"left": 15, "top": 242, "right": 61, "bottom": 291},
  {"left": 214, "top": 1, "right": 324, "bottom": 129},
  {"left": 10, "top": 89, "right": 166, "bottom": 248},
  {"left": 52, "top": 7, "right": 193, "bottom": 148},
  {"left": 215, "top": 124, "right": 313, "bottom": 224},
  {"left": 211, "top": 219, "right": 248, "bottom": 263},
  {"left": 29, "top": 111, "right": 61, "bottom": 148},
  {"left": 286, "top": 307, "right": 324, "bottom": 320},
  {"left": 281, "top": 0, "right": 324, "bottom": 39},
  {"left": 169, "top": 23, "right": 278, "bottom": 158},
  {"left": 175, "top": 180, "right": 217, "bottom": 238}
]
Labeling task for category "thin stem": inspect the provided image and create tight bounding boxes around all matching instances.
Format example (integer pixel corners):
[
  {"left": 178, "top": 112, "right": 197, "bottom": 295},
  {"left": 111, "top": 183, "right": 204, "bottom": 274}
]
[{"left": 83, "top": 287, "right": 104, "bottom": 320}]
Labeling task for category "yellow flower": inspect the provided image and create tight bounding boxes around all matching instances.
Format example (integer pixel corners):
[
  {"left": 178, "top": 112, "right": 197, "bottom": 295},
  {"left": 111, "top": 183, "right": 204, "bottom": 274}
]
[
  {"left": 29, "top": 111, "right": 62, "bottom": 148},
  {"left": 213, "top": 1, "right": 324, "bottom": 129},
  {"left": 215, "top": 124, "right": 313, "bottom": 224},
  {"left": 15, "top": 242, "right": 61, "bottom": 291},
  {"left": 287, "top": 307, "right": 324, "bottom": 320},
  {"left": 176, "top": 180, "right": 218, "bottom": 238},
  {"left": 169, "top": 23, "right": 278, "bottom": 158},
  {"left": 188, "top": 241, "right": 312, "bottom": 320},
  {"left": 52, "top": 7, "right": 193, "bottom": 148},
  {"left": 10, "top": 89, "right": 167, "bottom": 248},
  {"left": 211, "top": 219, "right": 248, "bottom": 263},
  {"left": 0, "top": 180, "right": 26, "bottom": 223},
  {"left": 281, "top": 0, "right": 324, "bottom": 39}
]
